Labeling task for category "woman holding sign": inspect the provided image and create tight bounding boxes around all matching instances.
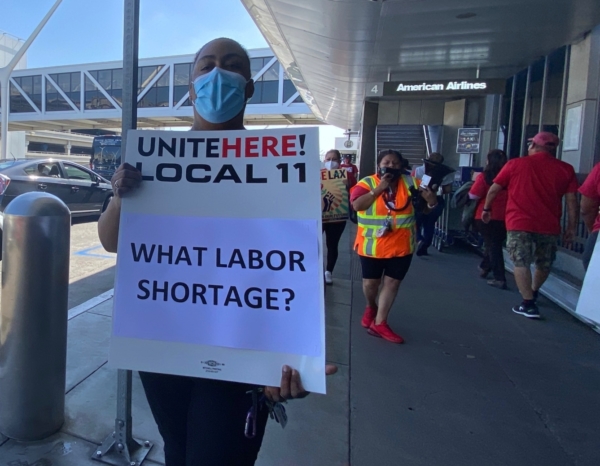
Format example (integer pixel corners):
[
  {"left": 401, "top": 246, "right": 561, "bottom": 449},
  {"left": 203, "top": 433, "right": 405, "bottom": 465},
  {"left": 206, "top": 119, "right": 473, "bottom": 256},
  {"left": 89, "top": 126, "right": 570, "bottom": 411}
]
[
  {"left": 351, "top": 150, "right": 437, "bottom": 344},
  {"left": 98, "top": 38, "right": 335, "bottom": 466},
  {"left": 322, "top": 149, "right": 347, "bottom": 285}
]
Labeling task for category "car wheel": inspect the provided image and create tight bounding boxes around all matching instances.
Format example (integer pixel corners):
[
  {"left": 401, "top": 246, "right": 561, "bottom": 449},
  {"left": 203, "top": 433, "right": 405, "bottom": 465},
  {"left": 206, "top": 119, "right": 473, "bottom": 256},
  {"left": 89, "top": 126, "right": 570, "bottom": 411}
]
[{"left": 102, "top": 195, "right": 113, "bottom": 213}]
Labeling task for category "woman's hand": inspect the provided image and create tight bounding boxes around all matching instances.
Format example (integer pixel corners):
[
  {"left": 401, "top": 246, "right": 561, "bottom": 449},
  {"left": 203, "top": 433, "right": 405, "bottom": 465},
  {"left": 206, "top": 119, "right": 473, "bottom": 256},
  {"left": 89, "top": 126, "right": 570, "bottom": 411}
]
[
  {"left": 420, "top": 187, "right": 438, "bottom": 206},
  {"left": 111, "top": 163, "right": 142, "bottom": 198},
  {"left": 263, "top": 364, "right": 338, "bottom": 402}
]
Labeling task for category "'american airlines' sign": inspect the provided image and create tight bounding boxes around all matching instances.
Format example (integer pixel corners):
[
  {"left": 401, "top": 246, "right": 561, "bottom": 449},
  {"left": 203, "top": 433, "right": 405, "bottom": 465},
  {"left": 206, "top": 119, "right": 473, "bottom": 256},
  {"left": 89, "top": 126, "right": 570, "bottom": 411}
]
[{"left": 366, "top": 79, "right": 506, "bottom": 97}]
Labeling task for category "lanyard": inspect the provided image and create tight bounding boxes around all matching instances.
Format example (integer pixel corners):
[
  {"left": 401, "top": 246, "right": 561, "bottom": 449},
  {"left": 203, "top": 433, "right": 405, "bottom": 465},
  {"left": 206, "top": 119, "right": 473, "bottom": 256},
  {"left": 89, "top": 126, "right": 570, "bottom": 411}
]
[{"left": 383, "top": 185, "right": 412, "bottom": 212}]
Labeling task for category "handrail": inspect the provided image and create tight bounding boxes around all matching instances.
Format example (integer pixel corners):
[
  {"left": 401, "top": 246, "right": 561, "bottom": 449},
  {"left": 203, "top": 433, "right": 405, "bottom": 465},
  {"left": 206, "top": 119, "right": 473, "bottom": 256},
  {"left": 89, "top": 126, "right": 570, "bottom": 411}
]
[
  {"left": 27, "top": 151, "right": 88, "bottom": 156},
  {"left": 26, "top": 130, "right": 94, "bottom": 138},
  {"left": 422, "top": 125, "right": 432, "bottom": 157}
]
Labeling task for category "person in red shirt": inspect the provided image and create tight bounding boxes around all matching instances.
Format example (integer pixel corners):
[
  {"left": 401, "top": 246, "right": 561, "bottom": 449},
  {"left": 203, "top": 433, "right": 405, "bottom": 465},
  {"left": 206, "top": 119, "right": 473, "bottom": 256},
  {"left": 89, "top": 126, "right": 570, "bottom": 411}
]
[
  {"left": 483, "top": 132, "right": 579, "bottom": 319},
  {"left": 340, "top": 154, "right": 358, "bottom": 188},
  {"left": 579, "top": 161, "right": 600, "bottom": 270},
  {"left": 469, "top": 149, "right": 508, "bottom": 289}
]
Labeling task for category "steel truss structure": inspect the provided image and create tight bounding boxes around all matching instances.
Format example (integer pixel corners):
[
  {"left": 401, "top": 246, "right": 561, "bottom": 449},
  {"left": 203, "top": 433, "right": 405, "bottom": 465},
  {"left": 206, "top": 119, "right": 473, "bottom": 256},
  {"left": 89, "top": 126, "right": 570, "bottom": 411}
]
[{"left": 1, "top": 49, "right": 319, "bottom": 131}]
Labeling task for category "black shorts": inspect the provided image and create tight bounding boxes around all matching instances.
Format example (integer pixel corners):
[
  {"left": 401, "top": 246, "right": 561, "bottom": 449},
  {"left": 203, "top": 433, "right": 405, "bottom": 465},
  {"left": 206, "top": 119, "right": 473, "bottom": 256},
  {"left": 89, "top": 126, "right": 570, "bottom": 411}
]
[{"left": 359, "top": 255, "right": 414, "bottom": 281}]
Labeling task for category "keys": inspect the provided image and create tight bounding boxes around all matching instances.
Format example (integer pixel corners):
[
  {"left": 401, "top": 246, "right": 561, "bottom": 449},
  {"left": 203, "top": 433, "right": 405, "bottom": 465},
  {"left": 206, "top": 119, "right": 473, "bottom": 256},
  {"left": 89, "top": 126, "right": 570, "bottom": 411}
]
[
  {"left": 272, "top": 401, "right": 288, "bottom": 429},
  {"left": 244, "top": 388, "right": 259, "bottom": 438},
  {"left": 245, "top": 388, "right": 289, "bottom": 432},
  {"left": 264, "top": 398, "right": 288, "bottom": 429}
]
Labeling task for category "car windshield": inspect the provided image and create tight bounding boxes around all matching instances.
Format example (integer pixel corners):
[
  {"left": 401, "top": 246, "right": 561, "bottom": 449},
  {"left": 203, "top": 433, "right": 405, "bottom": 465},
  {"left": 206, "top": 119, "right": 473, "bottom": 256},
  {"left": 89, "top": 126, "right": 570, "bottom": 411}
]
[
  {"left": 0, "top": 160, "right": 26, "bottom": 171},
  {"left": 92, "top": 140, "right": 121, "bottom": 167}
]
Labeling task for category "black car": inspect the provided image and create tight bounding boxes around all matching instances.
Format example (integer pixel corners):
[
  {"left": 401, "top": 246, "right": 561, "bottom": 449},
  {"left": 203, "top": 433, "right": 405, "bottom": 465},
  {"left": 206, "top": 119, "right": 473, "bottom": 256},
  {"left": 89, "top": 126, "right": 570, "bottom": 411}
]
[{"left": 0, "top": 158, "right": 113, "bottom": 219}]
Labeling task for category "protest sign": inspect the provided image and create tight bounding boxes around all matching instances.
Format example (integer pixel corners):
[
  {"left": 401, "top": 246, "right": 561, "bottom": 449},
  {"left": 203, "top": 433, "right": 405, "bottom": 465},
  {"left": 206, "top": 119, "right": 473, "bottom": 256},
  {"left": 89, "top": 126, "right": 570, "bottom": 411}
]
[
  {"left": 576, "top": 234, "right": 600, "bottom": 326},
  {"left": 109, "top": 128, "right": 326, "bottom": 393},
  {"left": 321, "top": 169, "right": 349, "bottom": 223}
]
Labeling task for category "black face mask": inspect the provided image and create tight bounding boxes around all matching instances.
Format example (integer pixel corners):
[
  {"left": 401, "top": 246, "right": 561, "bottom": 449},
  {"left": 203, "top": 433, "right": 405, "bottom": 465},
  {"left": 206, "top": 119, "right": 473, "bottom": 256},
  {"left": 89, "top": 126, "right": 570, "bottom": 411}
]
[{"left": 379, "top": 166, "right": 402, "bottom": 180}]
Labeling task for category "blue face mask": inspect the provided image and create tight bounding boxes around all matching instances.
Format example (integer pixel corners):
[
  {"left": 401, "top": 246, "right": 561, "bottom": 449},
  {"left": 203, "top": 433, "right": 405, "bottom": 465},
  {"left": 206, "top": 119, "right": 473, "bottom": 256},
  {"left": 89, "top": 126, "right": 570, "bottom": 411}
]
[{"left": 192, "top": 67, "right": 248, "bottom": 124}]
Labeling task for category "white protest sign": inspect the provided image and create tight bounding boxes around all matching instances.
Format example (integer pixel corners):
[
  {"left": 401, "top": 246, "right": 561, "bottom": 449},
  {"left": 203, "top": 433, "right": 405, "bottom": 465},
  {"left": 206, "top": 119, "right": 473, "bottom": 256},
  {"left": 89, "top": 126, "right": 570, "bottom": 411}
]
[
  {"left": 576, "top": 234, "right": 600, "bottom": 326},
  {"left": 109, "top": 128, "right": 326, "bottom": 393}
]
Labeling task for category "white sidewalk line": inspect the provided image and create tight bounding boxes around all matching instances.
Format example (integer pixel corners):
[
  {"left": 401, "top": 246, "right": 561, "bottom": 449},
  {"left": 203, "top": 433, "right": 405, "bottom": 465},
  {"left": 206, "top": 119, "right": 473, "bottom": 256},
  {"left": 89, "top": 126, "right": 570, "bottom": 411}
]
[{"left": 68, "top": 288, "right": 114, "bottom": 321}]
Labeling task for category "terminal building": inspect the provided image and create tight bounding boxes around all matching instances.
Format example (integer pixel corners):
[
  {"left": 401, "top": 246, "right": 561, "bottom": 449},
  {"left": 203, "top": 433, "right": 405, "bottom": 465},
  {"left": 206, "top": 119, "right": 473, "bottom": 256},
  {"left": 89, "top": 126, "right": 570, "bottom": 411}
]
[
  {"left": 242, "top": 0, "right": 600, "bottom": 315},
  {"left": 2, "top": 6, "right": 600, "bottom": 312},
  {"left": 1, "top": 3, "right": 600, "bottom": 465}
]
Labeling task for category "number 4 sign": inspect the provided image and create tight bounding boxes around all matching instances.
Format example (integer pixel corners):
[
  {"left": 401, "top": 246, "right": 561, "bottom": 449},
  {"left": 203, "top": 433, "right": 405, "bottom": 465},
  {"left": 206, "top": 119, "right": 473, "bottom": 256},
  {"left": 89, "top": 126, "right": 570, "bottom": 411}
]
[{"left": 366, "top": 82, "right": 384, "bottom": 97}]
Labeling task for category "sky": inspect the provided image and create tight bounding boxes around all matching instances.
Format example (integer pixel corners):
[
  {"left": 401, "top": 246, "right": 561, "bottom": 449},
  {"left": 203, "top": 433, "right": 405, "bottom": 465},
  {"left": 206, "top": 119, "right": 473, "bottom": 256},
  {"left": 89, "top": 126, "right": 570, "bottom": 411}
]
[{"left": 0, "top": 0, "right": 344, "bottom": 150}]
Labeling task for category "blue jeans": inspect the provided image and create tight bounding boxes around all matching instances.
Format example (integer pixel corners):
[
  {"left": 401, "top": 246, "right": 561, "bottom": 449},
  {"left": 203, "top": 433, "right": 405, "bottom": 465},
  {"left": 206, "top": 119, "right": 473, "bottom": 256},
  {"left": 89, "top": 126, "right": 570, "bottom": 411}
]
[{"left": 416, "top": 197, "right": 446, "bottom": 249}]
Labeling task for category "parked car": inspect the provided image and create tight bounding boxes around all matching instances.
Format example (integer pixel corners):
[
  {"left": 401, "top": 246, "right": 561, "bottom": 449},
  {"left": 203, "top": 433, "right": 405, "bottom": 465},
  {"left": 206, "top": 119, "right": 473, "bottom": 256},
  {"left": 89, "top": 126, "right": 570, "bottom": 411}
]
[{"left": 0, "top": 159, "right": 113, "bottom": 233}]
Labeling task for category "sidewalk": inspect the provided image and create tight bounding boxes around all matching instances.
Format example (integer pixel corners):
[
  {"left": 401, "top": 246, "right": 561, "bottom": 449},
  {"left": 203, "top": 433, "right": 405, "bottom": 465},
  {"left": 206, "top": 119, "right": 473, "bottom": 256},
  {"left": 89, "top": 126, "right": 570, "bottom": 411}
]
[
  {"left": 349, "top": 232, "right": 600, "bottom": 466},
  {"left": 1, "top": 225, "right": 599, "bottom": 465},
  {"left": 0, "top": 242, "right": 352, "bottom": 465}
]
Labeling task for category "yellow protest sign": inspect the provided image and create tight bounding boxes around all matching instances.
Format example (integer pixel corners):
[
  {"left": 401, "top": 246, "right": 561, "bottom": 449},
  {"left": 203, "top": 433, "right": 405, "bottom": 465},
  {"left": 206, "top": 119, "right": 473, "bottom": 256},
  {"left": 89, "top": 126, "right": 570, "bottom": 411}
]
[{"left": 321, "top": 169, "right": 349, "bottom": 223}]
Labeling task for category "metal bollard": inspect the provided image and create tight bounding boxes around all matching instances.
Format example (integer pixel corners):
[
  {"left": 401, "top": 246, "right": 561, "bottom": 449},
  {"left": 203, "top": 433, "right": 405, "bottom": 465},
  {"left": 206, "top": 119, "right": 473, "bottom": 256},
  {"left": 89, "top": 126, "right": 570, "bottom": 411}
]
[{"left": 0, "top": 192, "right": 70, "bottom": 441}]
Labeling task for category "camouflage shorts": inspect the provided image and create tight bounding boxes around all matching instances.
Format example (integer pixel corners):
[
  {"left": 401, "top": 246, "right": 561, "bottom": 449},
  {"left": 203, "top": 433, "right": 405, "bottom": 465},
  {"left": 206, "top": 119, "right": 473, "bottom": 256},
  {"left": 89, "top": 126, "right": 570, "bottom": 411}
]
[{"left": 507, "top": 231, "right": 558, "bottom": 270}]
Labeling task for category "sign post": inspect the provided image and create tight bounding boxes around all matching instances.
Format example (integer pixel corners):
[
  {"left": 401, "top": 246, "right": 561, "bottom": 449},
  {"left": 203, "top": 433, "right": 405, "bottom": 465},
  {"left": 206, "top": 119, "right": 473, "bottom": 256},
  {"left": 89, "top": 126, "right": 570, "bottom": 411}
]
[
  {"left": 93, "top": 1, "right": 153, "bottom": 465},
  {"left": 109, "top": 128, "right": 325, "bottom": 392}
]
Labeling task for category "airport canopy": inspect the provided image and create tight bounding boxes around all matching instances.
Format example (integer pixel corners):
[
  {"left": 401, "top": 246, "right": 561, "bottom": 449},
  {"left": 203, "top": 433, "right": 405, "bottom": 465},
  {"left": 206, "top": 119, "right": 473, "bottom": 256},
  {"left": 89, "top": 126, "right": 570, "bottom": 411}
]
[{"left": 242, "top": 0, "right": 600, "bottom": 130}]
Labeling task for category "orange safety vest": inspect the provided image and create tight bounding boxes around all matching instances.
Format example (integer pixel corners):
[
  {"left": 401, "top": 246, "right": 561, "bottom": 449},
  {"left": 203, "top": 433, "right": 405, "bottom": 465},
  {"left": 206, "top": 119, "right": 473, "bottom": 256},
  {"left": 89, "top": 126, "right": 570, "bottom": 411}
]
[{"left": 354, "top": 174, "right": 418, "bottom": 258}]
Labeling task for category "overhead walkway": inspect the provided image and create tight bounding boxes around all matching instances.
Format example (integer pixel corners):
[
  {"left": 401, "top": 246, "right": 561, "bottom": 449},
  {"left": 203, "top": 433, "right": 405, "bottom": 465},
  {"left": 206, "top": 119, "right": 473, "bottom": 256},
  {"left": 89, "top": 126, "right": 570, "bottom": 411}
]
[
  {"left": 0, "top": 226, "right": 598, "bottom": 465},
  {"left": 1, "top": 48, "right": 319, "bottom": 132},
  {"left": 25, "top": 129, "right": 93, "bottom": 148}
]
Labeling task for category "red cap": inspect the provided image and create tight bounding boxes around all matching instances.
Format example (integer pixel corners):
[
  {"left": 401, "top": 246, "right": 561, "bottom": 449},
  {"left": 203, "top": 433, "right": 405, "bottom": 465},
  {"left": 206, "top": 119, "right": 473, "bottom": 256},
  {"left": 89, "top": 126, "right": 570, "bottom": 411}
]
[{"left": 530, "top": 132, "right": 560, "bottom": 150}]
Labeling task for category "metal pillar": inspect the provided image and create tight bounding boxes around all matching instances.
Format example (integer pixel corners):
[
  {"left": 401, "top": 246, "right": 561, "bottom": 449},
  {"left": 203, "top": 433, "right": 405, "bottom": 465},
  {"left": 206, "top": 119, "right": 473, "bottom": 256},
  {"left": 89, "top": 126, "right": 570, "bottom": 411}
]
[
  {"left": 519, "top": 65, "right": 532, "bottom": 155},
  {"left": 0, "top": 0, "right": 63, "bottom": 160},
  {"left": 538, "top": 56, "right": 549, "bottom": 132},
  {"left": 558, "top": 45, "right": 571, "bottom": 160},
  {"left": 0, "top": 192, "right": 70, "bottom": 441},
  {"left": 93, "top": 1, "right": 151, "bottom": 464},
  {"left": 0, "top": 76, "right": 8, "bottom": 158},
  {"left": 496, "top": 90, "right": 504, "bottom": 150},
  {"left": 506, "top": 77, "right": 517, "bottom": 157}
]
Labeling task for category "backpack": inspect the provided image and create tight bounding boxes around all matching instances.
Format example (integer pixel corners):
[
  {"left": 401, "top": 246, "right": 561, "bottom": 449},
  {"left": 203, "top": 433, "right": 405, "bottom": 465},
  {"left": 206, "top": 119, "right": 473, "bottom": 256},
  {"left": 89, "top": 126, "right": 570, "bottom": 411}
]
[{"left": 451, "top": 182, "right": 477, "bottom": 230}]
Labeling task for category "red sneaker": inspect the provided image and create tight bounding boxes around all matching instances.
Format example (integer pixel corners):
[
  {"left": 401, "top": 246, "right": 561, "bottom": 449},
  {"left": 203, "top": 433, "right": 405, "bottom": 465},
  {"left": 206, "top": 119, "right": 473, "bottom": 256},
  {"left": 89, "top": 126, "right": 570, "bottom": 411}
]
[
  {"left": 361, "top": 306, "right": 377, "bottom": 328},
  {"left": 368, "top": 321, "right": 405, "bottom": 344}
]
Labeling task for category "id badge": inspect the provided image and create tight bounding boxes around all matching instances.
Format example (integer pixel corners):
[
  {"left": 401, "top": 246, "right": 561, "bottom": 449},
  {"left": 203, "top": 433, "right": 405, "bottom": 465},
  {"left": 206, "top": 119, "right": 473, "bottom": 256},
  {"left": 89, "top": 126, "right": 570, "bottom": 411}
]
[{"left": 376, "top": 216, "right": 393, "bottom": 238}]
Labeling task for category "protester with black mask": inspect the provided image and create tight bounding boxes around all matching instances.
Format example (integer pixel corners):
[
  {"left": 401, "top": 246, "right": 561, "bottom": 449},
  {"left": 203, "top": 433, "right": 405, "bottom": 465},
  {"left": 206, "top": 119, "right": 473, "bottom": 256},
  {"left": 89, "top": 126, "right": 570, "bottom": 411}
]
[{"left": 351, "top": 150, "right": 437, "bottom": 343}]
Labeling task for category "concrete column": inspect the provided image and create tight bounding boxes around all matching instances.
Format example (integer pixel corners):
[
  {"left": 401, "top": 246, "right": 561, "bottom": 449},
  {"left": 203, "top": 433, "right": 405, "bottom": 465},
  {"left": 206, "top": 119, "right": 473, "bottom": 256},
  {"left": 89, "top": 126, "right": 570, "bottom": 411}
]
[
  {"left": 479, "top": 95, "right": 501, "bottom": 165},
  {"left": 441, "top": 99, "right": 466, "bottom": 169},
  {"left": 65, "top": 142, "right": 71, "bottom": 156},
  {"left": 358, "top": 101, "right": 379, "bottom": 178},
  {"left": 562, "top": 26, "right": 600, "bottom": 174}
]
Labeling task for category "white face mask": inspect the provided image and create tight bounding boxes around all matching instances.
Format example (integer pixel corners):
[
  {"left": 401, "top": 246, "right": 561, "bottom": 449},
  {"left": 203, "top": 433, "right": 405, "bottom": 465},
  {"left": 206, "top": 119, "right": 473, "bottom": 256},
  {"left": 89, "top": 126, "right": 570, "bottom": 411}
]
[{"left": 324, "top": 161, "right": 340, "bottom": 170}]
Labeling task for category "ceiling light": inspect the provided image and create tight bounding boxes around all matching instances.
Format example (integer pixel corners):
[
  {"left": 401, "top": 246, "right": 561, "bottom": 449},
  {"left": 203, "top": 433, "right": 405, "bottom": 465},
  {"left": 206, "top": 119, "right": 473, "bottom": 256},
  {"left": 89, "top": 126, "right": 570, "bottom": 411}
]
[{"left": 456, "top": 12, "right": 477, "bottom": 19}]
